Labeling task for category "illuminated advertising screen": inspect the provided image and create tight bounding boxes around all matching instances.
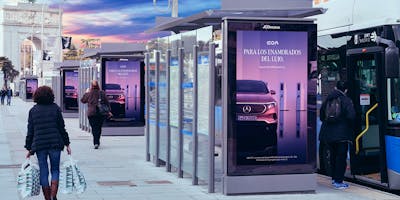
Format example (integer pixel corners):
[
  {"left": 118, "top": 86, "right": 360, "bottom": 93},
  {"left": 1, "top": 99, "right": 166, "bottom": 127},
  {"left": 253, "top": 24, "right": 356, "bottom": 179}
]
[
  {"left": 63, "top": 70, "right": 79, "bottom": 111},
  {"left": 226, "top": 20, "right": 317, "bottom": 176},
  {"left": 26, "top": 79, "right": 38, "bottom": 99},
  {"left": 102, "top": 58, "right": 145, "bottom": 126}
]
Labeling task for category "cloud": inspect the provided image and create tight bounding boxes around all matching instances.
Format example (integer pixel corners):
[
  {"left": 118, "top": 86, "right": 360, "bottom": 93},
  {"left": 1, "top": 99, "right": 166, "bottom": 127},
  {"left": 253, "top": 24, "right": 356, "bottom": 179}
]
[
  {"left": 64, "top": 11, "right": 133, "bottom": 27},
  {"left": 60, "top": 0, "right": 221, "bottom": 44}
]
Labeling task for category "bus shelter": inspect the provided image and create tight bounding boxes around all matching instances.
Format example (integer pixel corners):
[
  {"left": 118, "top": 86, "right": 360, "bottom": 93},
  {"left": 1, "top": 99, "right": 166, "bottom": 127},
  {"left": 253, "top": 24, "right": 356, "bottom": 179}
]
[
  {"left": 79, "top": 43, "right": 146, "bottom": 136},
  {"left": 19, "top": 75, "right": 38, "bottom": 102},
  {"left": 145, "top": 8, "right": 322, "bottom": 194},
  {"left": 54, "top": 61, "right": 80, "bottom": 118}
]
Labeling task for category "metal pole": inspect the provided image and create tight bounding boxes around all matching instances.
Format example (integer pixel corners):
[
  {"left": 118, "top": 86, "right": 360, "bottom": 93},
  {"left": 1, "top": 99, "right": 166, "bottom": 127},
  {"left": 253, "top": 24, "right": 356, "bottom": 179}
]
[
  {"left": 172, "top": 0, "right": 179, "bottom": 17},
  {"left": 155, "top": 51, "right": 161, "bottom": 167},
  {"left": 192, "top": 45, "right": 199, "bottom": 185},
  {"left": 166, "top": 49, "right": 172, "bottom": 172},
  {"left": 40, "top": 2, "right": 45, "bottom": 80},
  {"left": 208, "top": 43, "right": 216, "bottom": 193},
  {"left": 145, "top": 53, "right": 151, "bottom": 162},
  {"left": 178, "top": 47, "right": 184, "bottom": 178},
  {"left": 58, "top": 1, "right": 63, "bottom": 62}
]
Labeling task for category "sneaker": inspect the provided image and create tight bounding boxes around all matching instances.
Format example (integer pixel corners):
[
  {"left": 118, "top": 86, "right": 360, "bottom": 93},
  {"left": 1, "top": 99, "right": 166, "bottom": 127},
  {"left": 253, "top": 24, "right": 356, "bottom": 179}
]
[
  {"left": 94, "top": 144, "right": 99, "bottom": 149},
  {"left": 333, "top": 182, "right": 349, "bottom": 189}
]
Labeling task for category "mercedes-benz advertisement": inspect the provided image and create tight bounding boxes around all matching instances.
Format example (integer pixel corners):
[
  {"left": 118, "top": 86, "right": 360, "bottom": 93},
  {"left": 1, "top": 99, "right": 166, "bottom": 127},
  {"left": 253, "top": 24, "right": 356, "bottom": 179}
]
[
  {"left": 226, "top": 21, "right": 317, "bottom": 176},
  {"left": 63, "top": 70, "right": 78, "bottom": 111},
  {"left": 103, "top": 59, "right": 144, "bottom": 126}
]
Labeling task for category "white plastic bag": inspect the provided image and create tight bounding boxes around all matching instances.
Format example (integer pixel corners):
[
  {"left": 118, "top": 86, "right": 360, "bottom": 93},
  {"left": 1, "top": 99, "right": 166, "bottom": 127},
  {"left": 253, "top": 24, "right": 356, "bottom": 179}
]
[
  {"left": 59, "top": 155, "right": 86, "bottom": 194},
  {"left": 17, "top": 158, "right": 40, "bottom": 198}
]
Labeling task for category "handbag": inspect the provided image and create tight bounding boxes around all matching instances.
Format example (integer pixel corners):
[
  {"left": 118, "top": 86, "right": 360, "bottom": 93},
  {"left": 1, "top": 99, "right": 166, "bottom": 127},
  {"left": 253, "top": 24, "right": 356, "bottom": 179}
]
[{"left": 97, "top": 97, "right": 110, "bottom": 116}]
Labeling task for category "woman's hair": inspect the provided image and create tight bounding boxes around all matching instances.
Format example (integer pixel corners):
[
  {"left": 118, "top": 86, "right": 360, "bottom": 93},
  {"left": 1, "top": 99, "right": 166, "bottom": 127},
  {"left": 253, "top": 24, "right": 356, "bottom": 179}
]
[
  {"left": 33, "top": 86, "right": 55, "bottom": 105},
  {"left": 91, "top": 80, "right": 100, "bottom": 90}
]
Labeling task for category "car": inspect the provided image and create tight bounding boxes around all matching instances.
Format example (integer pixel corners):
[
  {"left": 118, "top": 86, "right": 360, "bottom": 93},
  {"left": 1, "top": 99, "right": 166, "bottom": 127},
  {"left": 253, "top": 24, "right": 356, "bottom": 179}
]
[
  {"left": 64, "top": 85, "right": 78, "bottom": 109},
  {"left": 105, "top": 83, "right": 126, "bottom": 117},
  {"left": 236, "top": 80, "right": 278, "bottom": 125},
  {"left": 235, "top": 80, "right": 278, "bottom": 165},
  {"left": 64, "top": 85, "right": 77, "bottom": 99}
]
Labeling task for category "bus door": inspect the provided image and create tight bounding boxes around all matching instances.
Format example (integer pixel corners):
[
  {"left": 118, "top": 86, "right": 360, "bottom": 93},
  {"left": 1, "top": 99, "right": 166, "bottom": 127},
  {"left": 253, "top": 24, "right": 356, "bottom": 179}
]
[{"left": 347, "top": 47, "right": 387, "bottom": 184}]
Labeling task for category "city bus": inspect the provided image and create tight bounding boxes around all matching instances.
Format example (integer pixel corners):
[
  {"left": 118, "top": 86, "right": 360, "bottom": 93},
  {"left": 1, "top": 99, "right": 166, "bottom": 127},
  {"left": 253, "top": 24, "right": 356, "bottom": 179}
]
[{"left": 314, "top": 0, "right": 400, "bottom": 190}]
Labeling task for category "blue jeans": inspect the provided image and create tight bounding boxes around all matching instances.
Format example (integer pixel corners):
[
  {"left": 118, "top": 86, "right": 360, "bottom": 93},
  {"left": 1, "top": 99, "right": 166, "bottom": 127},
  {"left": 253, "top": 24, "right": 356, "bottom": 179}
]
[{"left": 36, "top": 149, "right": 61, "bottom": 186}]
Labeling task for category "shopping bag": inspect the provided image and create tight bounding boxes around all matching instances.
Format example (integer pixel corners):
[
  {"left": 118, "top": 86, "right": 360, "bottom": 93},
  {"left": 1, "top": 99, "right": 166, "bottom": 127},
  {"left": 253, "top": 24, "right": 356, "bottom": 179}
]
[
  {"left": 16, "top": 158, "right": 40, "bottom": 198},
  {"left": 59, "top": 155, "right": 86, "bottom": 194},
  {"left": 59, "top": 157, "right": 74, "bottom": 194},
  {"left": 71, "top": 157, "right": 87, "bottom": 194}
]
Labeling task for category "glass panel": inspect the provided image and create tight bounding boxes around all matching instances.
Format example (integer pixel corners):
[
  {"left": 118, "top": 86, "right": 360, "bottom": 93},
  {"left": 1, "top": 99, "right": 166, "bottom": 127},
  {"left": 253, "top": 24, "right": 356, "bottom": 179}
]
[
  {"left": 158, "top": 36, "right": 169, "bottom": 161},
  {"left": 387, "top": 78, "right": 400, "bottom": 125},
  {"left": 196, "top": 26, "right": 213, "bottom": 182},
  {"left": 181, "top": 30, "right": 197, "bottom": 174},
  {"left": 147, "top": 39, "right": 157, "bottom": 157},
  {"left": 169, "top": 34, "right": 181, "bottom": 168},
  {"left": 353, "top": 54, "right": 380, "bottom": 155},
  {"left": 356, "top": 56, "right": 378, "bottom": 124}
]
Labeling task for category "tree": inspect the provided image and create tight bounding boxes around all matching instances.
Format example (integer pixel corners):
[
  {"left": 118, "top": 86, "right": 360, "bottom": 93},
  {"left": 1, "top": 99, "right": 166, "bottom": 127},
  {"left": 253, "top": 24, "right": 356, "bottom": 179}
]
[
  {"left": 63, "top": 44, "right": 81, "bottom": 60},
  {"left": 0, "top": 57, "right": 20, "bottom": 88},
  {"left": 80, "top": 38, "right": 101, "bottom": 49}
]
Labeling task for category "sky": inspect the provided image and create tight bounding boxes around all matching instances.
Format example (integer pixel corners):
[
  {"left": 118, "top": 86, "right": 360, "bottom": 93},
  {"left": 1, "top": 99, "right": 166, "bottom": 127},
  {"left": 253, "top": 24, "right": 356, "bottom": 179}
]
[{"left": 37, "top": 0, "right": 221, "bottom": 47}]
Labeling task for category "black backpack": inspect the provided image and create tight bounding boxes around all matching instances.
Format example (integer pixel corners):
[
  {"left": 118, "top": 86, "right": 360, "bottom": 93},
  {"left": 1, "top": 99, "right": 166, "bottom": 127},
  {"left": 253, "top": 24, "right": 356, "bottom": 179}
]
[{"left": 325, "top": 97, "right": 342, "bottom": 123}]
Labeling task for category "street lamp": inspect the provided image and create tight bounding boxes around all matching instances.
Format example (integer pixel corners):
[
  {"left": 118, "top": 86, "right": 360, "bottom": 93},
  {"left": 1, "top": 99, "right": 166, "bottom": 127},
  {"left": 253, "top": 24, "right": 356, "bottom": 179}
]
[{"left": 153, "top": 0, "right": 179, "bottom": 17}]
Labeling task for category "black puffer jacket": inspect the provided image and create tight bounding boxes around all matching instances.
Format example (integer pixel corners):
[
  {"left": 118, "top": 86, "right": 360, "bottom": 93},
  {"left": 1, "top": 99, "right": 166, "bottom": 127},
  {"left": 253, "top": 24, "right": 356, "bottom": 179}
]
[
  {"left": 25, "top": 103, "right": 70, "bottom": 153},
  {"left": 319, "top": 89, "right": 356, "bottom": 143}
]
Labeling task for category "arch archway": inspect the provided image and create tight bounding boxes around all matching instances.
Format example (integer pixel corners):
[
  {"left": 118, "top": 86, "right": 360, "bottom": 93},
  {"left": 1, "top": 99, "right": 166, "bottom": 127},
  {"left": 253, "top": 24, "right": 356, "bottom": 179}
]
[{"left": 0, "top": 2, "right": 63, "bottom": 89}]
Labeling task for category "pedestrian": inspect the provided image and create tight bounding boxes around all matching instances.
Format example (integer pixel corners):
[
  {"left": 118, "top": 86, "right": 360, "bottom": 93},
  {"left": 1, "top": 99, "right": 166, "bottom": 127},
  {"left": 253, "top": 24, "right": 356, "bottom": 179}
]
[
  {"left": 6, "top": 87, "right": 12, "bottom": 105},
  {"left": 24, "top": 86, "right": 71, "bottom": 200},
  {"left": 0, "top": 86, "right": 6, "bottom": 105},
  {"left": 319, "top": 80, "right": 355, "bottom": 190},
  {"left": 80, "top": 80, "right": 111, "bottom": 149}
]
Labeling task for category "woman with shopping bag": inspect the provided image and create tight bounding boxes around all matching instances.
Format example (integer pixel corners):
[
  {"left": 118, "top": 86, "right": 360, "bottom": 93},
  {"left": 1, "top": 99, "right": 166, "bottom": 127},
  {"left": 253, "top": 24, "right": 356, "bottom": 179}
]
[{"left": 24, "top": 86, "right": 72, "bottom": 200}]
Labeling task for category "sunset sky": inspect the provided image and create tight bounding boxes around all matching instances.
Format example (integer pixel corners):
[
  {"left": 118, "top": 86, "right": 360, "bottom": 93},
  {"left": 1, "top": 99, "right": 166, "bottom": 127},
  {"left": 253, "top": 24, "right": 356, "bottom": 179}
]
[{"left": 39, "top": 0, "right": 221, "bottom": 46}]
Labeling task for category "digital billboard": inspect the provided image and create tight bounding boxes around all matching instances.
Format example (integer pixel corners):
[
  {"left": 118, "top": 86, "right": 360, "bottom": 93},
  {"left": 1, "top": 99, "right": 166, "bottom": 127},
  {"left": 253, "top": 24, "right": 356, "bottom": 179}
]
[
  {"left": 26, "top": 79, "right": 38, "bottom": 99},
  {"left": 63, "top": 70, "right": 79, "bottom": 111},
  {"left": 103, "top": 59, "right": 144, "bottom": 126},
  {"left": 226, "top": 21, "right": 317, "bottom": 176}
]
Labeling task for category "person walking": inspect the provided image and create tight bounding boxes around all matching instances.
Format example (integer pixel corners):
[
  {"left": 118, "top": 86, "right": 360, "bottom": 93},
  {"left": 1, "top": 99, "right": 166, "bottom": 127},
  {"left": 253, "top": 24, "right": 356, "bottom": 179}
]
[
  {"left": 24, "top": 86, "right": 71, "bottom": 200},
  {"left": 0, "top": 86, "right": 6, "bottom": 105},
  {"left": 6, "top": 87, "right": 12, "bottom": 105},
  {"left": 319, "top": 80, "right": 355, "bottom": 190},
  {"left": 80, "top": 80, "right": 111, "bottom": 149}
]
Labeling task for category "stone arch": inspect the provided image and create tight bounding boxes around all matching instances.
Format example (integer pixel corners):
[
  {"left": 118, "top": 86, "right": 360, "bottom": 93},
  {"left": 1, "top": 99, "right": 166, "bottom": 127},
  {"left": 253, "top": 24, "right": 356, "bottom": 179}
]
[{"left": 0, "top": 2, "right": 63, "bottom": 89}]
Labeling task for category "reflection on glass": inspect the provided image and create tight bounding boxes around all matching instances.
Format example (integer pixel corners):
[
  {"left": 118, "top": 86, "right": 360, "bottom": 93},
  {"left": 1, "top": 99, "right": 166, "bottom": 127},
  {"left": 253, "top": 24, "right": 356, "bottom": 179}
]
[{"left": 388, "top": 78, "right": 400, "bottom": 125}]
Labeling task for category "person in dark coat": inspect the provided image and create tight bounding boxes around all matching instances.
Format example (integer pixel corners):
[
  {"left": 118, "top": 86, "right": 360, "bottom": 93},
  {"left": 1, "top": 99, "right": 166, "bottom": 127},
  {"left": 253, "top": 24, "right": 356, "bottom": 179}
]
[
  {"left": 25, "top": 86, "right": 71, "bottom": 200},
  {"left": 0, "top": 86, "right": 6, "bottom": 105},
  {"left": 80, "top": 80, "right": 111, "bottom": 149},
  {"left": 319, "top": 80, "right": 355, "bottom": 189},
  {"left": 6, "top": 87, "right": 12, "bottom": 105}
]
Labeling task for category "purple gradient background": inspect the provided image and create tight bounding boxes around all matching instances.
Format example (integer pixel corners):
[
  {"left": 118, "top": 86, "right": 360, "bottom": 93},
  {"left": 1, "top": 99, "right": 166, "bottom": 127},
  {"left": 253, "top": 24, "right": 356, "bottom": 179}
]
[
  {"left": 237, "top": 30, "right": 308, "bottom": 164},
  {"left": 65, "top": 71, "right": 79, "bottom": 93},
  {"left": 26, "top": 79, "right": 38, "bottom": 95},
  {"left": 105, "top": 61, "right": 141, "bottom": 119}
]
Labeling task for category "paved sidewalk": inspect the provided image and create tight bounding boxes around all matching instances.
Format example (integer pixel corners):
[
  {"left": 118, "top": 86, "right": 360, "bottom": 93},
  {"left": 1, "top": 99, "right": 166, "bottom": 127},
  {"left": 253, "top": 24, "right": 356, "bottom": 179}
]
[{"left": 0, "top": 97, "right": 399, "bottom": 200}]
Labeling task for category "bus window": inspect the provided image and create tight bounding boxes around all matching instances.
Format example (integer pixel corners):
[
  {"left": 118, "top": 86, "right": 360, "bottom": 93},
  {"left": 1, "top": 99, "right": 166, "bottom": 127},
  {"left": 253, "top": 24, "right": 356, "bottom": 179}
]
[{"left": 388, "top": 78, "right": 400, "bottom": 125}]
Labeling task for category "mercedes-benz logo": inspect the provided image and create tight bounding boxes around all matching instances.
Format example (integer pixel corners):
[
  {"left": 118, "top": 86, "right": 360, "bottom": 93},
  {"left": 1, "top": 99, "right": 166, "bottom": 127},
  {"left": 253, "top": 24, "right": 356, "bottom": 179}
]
[{"left": 242, "top": 105, "right": 252, "bottom": 113}]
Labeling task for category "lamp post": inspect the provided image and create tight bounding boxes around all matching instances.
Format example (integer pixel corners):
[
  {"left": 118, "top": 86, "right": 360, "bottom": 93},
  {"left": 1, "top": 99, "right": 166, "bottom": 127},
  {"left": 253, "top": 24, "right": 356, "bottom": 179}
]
[{"left": 153, "top": 0, "right": 179, "bottom": 17}]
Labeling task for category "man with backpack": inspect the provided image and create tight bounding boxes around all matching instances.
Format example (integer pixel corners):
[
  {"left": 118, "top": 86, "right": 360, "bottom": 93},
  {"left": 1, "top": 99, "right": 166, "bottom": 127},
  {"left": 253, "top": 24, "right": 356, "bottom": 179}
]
[{"left": 319, "top": 80, "right": 356, "bottom": 189}]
